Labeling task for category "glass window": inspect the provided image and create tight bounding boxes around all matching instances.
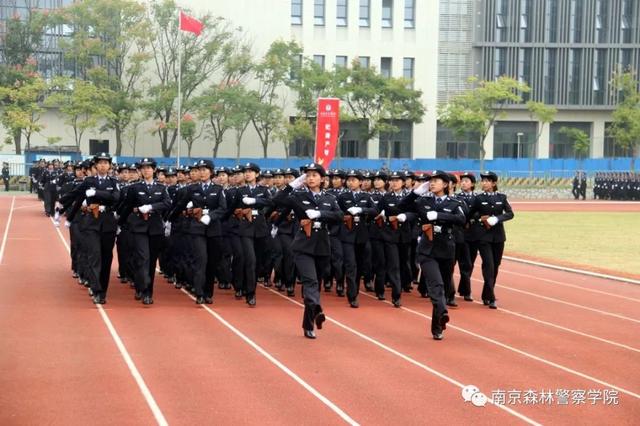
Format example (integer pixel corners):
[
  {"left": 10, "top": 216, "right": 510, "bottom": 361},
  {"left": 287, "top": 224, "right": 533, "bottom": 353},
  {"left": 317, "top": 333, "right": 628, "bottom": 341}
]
[
  {"left": 568, "top": 49, "right": 581, "bottom": 104},
  {"left": 593, "top": 49, "right": 605, "bottom": 104},
  {"left": 544, "top": 49, "right": 557, "bottom": 104},
  {"left": 289, "top": 118, "right": 314, "bottom": 157},
  {"left": 379, "top": 120, "right": 412, "bottom": 159},
  {"left": 314, "top": 0, "right": 325, "bottom": 26},
  {"left": 359, "top": 0, "right": 370, "bottom": 27},
  {"left": 380, "top": 57, "right": 392, "bottom": 78},
  {"left": 436, "top": 123, "right": 480, "bottom": 159},
  {"left": 494, "top": 48, "right": 506, "bottom": 79},
  {"left": 404, "top": 0, "right": 415, "bottom": 28},
  {"left": 339, "top": 120, "right": 368, "bottom": 158},
  {"left": 335, "top": 55, "right": 348, "bottom": 68},
  {"left": 382, "top": 0, "right": 393, "bottom": 28},
  {"left": 359, "top": 56, "right": 370, "bottom": 68},
  {"left": 570, "top": 0, "right": 582, "bottom": 43},
  {"left": 595, "top": 0, "right": 608, "bottom": 43},
  {"left": 313, "top": 55, "right": 325, "bottom": 70},
  {"left": 621, "top": 0, "right": 632, "bottom": 43},
  {"left": 604, "top": 123, "right": 634, "bottom": 157},
  {"left": 520, "top": 0, "right": 531, "bottom": 42},
  {"left": 337, "top": 0, "right": 348, "bottom": 27},
  {"left": 495, "top": 0, "right": 508, "bottom": 42},
  {"left": 545, "top": 0, "right": 558, "bottom": 42},
  {"left": 493, "top": 122, "right": 537, "bottom": 158},
  {"left": 291, "top": 0, "right": 303, "bottom": 25},
  {"left": 620, "top": 49, "right": 632, "bottom": 71},
  {"left": 550, "top": 122, "right": 591, "bottom": 159},
  {"left": 403, "top": 57, "right": 414, "bottom": 80}
]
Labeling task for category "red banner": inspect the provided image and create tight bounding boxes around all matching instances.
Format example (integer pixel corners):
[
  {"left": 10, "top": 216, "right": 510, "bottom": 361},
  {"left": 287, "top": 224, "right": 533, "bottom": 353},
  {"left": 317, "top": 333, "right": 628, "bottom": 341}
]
[
  {"left": 314, "top": 98, "right": 340, "bottom": 169},
  {"left": 179, "top": 11, "right": 204, "bottom": 36}
]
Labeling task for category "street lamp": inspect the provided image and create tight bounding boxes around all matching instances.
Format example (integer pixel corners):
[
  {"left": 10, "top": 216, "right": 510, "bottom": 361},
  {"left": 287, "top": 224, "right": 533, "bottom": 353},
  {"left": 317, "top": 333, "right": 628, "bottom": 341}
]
[{"left": 516, "top": 132, "right": 524, "bottom": 159}]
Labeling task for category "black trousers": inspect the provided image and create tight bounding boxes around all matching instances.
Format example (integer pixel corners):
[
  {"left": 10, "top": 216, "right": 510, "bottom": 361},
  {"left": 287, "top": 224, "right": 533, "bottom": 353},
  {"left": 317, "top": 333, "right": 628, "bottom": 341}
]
[
  {"left": 132, "top": 233, "right": 164, "bottom": 297},
  {"left": 398, "top": 241, "right": 413, "bottom": 290},
  {"left": 470, "top": 241, "right": 504, "bottom": 303},
  {"left": 43, "top": 188, "right": 56, "bottom": 216},
  {"left": 455, "top": 241, "right": 473, "bottom": 297},
  {"left": 357, "top": 240, "right": 373, "bottom": 285},
  {"left": 275, "top": 233, "right": 295, "bottom": 288},
  {"left": 418, "top": 256, "right": 450, "bottom": 335},
  {"left": 371, "top": 239, "right": 401, "bottom": 301},
  {"left": 186, "top": 234, "right": 207, "bottom": 297},
  {"left": 205, "top": 236, "right": 228, "bottom": 297},
  {"left": 70, "top": 222, "right": 79, "bottom": 273},
  {"left": 295, "top": 253, "right": 327, "bottom": 331},
  {"left": 328, "top": 235, "right": 344, "bottom": 288},
  {"left": 85, "top": 230, "right": 116, "bottom": 297},
  {"left": 254, "top": 236, "right": 272, "bottom": 282},
  {"left": 343, "top": 241, "right": 368, "bottom": 302},
  {"left": 116, "top": 229, "right": 132, "bottom": 280}
]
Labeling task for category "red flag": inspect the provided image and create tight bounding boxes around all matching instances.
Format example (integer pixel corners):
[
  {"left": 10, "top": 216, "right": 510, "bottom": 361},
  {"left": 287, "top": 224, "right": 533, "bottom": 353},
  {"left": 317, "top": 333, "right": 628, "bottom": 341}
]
[
  {"left": 314, "top": 98, "right": 340, "bottom": 169},
  {"left": 179, "top": 11, "right": 203, "bottom": 36}
]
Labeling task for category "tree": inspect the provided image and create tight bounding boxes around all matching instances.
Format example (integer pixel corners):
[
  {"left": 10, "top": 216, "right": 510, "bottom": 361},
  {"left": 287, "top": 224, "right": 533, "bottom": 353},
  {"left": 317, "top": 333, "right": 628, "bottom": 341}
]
[
  {"left": 56, "top": 0, "right": 152, "bottom": 156},
  {"left": 608, "top": 71, "right": 640, "bottom": 170},
  {"left": 559, "top": 126, "right": 591, "bottom": 161},
  {"left": 275, "top": 117, "right": 314, "bottom": 158},
  {"left": 0, "top": 9, "right": 48, "bottom": 67},
  {"left": 0, "top": 75, "right": 47, "bottom": 154},
  {"left": 144, "top": 0, "right": 235, "bottom": 157},
  {"left": 180, "top": 113, "right": 205, "bottom": 158},
  {"left": 46, "top": 78, "right": 114, "bottom": 151},
  {"left": 252, "top": 40, "right": 303, "bottom": 157},
  {"left": 526, "top": 101, "right": 557, "bottom": 176},
  {"left": 438, "top": 76, "right": 530, "bottom": 171},
  {"left": 335, "top": 60, "right": 425, "bottom": 161}
]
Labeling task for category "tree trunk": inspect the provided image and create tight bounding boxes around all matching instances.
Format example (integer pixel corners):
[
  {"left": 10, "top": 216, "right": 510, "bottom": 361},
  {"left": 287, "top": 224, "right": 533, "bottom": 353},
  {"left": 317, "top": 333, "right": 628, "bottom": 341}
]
[
  {"left": 115, "top": 124, "right": 123, "bottom": 156},
  {"left": 160, "top": 129, "right": 170, "bottom": 157},
  {"left": 236, "top": 135, "right": 241, "bottom": 162},
  {"left": 479, "top": 135, "right": 486, "bottom": 173},
  {"left": 262, "top": 139, "right": 268, "bottom": 158},
  {"left": 13, "top": 129, "right": 22, "bottom": 155}
]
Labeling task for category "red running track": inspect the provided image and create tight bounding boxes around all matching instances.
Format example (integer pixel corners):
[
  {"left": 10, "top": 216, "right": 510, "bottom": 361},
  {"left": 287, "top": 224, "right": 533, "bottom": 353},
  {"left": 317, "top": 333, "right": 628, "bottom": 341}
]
[{"left": 1, "top": 195, "right": 639, "bottom": 425}]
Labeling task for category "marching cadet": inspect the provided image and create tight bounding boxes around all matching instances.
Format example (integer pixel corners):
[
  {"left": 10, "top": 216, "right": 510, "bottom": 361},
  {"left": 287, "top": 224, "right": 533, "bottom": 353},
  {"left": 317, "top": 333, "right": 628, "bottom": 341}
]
[
  {"left": 118, "top": 158, "right": 171, "bottom": 305},
  {"left": 273, "top": 163, "right": 343, "bottom": 339},
  {"left": 58, "top": 161, "right": 87, "bottom": 279},
  {"left": 372, "top": 171, "right": 409, "bottom": 307},
  {"left": 66, "top": 153, "right": 120, "bottom": 304},
  {"left": 572, "top": 172, "right": 580, "bottom": 199},
  {"left": 399, "top": 170, "right": 466, "bottom": 340},
  {"left": 326, "top": 169, "right": 347, "bottom": 295},
  {"left": 270, "top": 168, "right": 299, "bottom": 296},
  {"left": 455, "top": 172, "right": 476, "bottom": 302},
  {"left": 40, "top": 162, "right": 61, "bottom": 217},
  {"left": 368, "top": 171, "right": 387, "bottom": 299},
  {"left": 337, "top": 170, "right": 378, "bottom": 308},
  {"left": 579, "top": 172, "right": 587, "bottom": 200},
  {"left": 468, "top": 171, "right": 514, "bottom": 309},
  {"left": 114, "top": 163, "right": 133, "bottom": 285},
  {"left": 230, "top": 163, "right": 273, "bottom": 307}
]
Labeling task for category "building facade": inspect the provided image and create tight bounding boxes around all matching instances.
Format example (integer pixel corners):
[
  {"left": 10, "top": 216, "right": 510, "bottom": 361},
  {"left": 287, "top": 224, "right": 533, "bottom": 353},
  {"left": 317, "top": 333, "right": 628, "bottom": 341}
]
[{"left": 1, "top": 0, "right": 639, "bottom": 161}]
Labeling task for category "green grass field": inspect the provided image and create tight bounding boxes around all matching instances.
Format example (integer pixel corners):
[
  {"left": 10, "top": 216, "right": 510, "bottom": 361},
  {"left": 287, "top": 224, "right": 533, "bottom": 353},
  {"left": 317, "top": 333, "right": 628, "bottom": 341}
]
[{"left": 505, "top": 212, "right": 640, "bottom": 276}]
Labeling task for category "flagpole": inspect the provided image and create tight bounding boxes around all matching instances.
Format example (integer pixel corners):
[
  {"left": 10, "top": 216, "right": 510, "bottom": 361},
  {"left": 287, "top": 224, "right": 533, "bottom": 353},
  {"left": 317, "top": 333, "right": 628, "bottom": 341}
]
[{"left": 176, "top": 9, "right": 183, "bottom": 168}]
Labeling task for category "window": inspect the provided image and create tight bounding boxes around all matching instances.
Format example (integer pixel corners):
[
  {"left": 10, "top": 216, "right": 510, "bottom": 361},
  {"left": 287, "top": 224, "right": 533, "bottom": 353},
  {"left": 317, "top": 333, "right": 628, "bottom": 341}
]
[
  {"left": 493, "top": 122, "right": 537, "bottom": 158},
  {"left": 339, "top": 121, "right": 368, "bottom": 158},
  {"left": 313, "top": 55, "right": 325, "bottom": 70},
  {"left": 595, "top": 0, "right": 608, "bottom": 43},
  {"left": 89, "top": 140, "right": 109, "bottom": 155},
  {"left": 404, "top": 0, "right": 415, "bottom": 28},
  {"left": 291, "top": 0, "right": 303, "bottom": 25},
  {"left": 382, "top": 0, "right": 393, "bottom": 28},
  {"left": 544, "top": 49, "right": 557, "bottom": 104},
  {"left": 436, "top": 123, "right": 480, "bottom": 159},
  {"left": 568, "top": 49, "right": 581, "bottom": 104},
  {"left": 569, "top": 0, "right": 583, "bottom": 43},
  {"left": 289, "top": 118, "right": 314, "bottom": 157},
  {"left": 494, "top": 48, "right": 506, "bottom": 79},
  {"left": 379, "top": 120, "right": 412, "bottom": 159},
  {"left": 314, "top": 0, "right": 325, "bottom": 26},
  {"left": 520, "top": 0, "right": 531, "bottom": 42},
  {"left": 550, "top": 122, "right": 591, "bottom": 159},
  {"left": 604, "top": 123, "right": 634, "bottom": 157},
  {"left": 359, "top": 0, "right": 370, "bottom": 27},
  {"left": 403, "top": 57, "right": 414, "bottom": 86},
  {"left": 621, "top": 0, "right": 632, "bottom": 43},
  {"left": 359, "top": 56, "right": 370, "bottom": 68},
  {"left": 545, "top": 0, "right": 558, "bottom": 42},
  {"left": 337, "top": 0, "right": 348, "bottom": 26},
  {"left": 335, "top": 55, "right": 348, "bottom": 68},
  {"left": 593, "top": 49, "right": 605, "bottom": 104},
  {"left": 495, "top": 0, "right": 508, "bottom": 42},
  {"left": 380, "top": 57, "right": 392, "bottom": 78},
  {"left": 620, "top": 49, "right": 632, "bottom": 71},
  {"left": 518, "top": 48, "right": 532, "bottom": 100}
]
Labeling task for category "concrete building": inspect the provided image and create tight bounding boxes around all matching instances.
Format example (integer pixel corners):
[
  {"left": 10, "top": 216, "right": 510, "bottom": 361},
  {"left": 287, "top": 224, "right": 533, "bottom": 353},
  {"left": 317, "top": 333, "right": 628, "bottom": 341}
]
[{"left": 1, "top": 0, "right": 639, "bottom": 161}]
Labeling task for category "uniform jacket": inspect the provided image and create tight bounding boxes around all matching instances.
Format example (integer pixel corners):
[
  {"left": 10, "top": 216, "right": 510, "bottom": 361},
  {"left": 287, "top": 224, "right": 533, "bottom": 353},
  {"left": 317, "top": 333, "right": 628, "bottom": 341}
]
[
  {"left": 171, "top": 181, "right": 227, "bottom": 237},
  {"left": 468, "top": 192, "right": 514, "bottom": 243},
  {"left": 231, "top": 184, "right": 273, "bottom": 238},
  {"left": 119, "top": 180, "right": 171, "bottom": 235},
  {"left": 337, "top": 190, "right": 378, "bottom": 244},
  {"left": 67, "top": 175, "right": 120, "bottom": 233}
]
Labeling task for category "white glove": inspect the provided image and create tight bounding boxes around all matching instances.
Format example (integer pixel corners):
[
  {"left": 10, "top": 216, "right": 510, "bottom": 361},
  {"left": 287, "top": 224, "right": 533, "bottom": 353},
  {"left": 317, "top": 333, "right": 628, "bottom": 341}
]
[
  {"left": 396, "top": 213, "right": 407, "bottom": 223},
  {"left": 85, "top": 188, "right": 96, "bottom": 197},
  {"left": 55, "top": 201, "right": 62, "bottom": 210},
  {"left": 270, "top": 225, "right": 278, "bottom": 238},
  {"left": 116, "top": 226, "right": 121, "bottom": 236},
  {"left": 347, "top": 206, "right": 363, "bottom": 215},
  {"left": 54, "top": 210, "right": 60, "bottom": 222},
  {"left": 64, "top": 220, "right": 71, "bottom": 228},
  {"left": 427, "top": 211, "right": 438, "bottom": 221},
  {"left": 164, "top": 222, "right": 171, "bottom": 237},
  {"left": 379, "top": 209, "right": 386, "bottom": 220},
  {"left": 203, "top": 209, "right": 209, "bottom": 216},
  {"left": 138, "top": 204, "right": 152, "bottom": 214},
  {"left": 200, "top": 214, "right": 211, "bottom": 226},
  {"left": 487, "top": 216, "right": 499, "bottom": 226},
  {"left": 243, "top": 197, "right": 256, "bottom": 205},
  {"left": 305, "top": 209, "right": 321, "bottom": 219},
  {"left": 289, "top": 173, "right": 307, "bottom": 190},
  {"left": 413, "top": 182, "right": 430, "bottom": 196},
  {"left": 81, "top": 199, "right": 87, "bottom": 207},
  {"left": 186, "top": 201, "right": 193, "bottom": 209},
  {"left": 417, "top": 236, "right": 422, "bottom": 244}
]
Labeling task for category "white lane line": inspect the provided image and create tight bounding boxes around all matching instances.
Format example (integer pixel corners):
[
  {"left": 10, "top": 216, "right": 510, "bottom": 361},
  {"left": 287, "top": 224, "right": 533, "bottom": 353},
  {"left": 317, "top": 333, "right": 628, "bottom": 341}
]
[
  {"left": 265, "top": 288, "right": 541, "bottom": 425},
  {"left": 52, "top": 220, "right": 168, "bottom": 426},
  {"left": 499, "top": 268, "right": 640, "bottom": 302},
  {"left": 178, "top": 288, "right": 359, "bottom": 426},
  {"left": 503, "top": 256, "right": 640, "bottom": 285},
  {"left": 0, "top": 196, "right": 16, "bottom": 265},
  {"left": 496, "top": 284, "right": 640, "bottom": 324},
  {"left": 361, "top": 292, "right": 640, "bottom": 400}
]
